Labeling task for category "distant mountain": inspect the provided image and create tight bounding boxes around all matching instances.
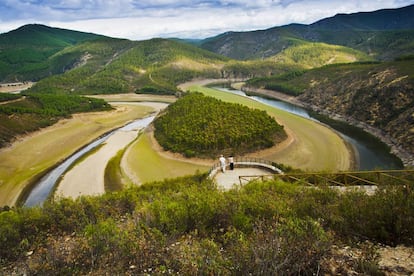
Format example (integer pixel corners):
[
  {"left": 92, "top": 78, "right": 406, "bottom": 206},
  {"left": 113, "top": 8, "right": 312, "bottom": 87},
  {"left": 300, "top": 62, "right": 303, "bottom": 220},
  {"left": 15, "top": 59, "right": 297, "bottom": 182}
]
[
  {"left": 0, "top": 24, "right": 233, "bottom": 92},
  {"left": 29, "top": 37, "right": 229, "bottom": 95},
  {"left": 199, "top": 5, "right": 414, "bottom": 61},
  {"left": 310, "top": 5, "right": 414, "bottom": 30},
  {"left": 0, "top": 24, "right": 103, "bottom": 81}
]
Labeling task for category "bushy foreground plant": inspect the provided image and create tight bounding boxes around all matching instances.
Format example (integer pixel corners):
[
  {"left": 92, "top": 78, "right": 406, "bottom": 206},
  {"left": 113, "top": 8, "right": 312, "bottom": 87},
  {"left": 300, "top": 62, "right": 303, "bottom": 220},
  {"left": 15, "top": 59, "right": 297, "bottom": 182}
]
[{"left": 1, "top": 175, "right": 413, "bottom": 274}]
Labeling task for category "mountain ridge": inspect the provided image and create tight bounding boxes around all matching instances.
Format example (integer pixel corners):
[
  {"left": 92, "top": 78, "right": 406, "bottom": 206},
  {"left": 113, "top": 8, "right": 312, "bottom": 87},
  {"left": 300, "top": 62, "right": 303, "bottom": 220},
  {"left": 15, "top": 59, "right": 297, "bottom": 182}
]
[
  {"left": 0, "top": 24, "right": 104, "bottom": 81},
  {"left": 199, "top": 4, "right": 414, "bottom": 60},
  {"left": 310, "top": 4, "right": 414, "bottom": 30}
]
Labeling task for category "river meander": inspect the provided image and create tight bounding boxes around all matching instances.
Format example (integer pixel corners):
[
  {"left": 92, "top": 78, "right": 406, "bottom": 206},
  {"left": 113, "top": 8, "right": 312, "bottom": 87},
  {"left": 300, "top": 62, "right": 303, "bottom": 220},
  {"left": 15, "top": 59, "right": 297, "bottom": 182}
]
[
  {"left": 215, "top": 87, "right": 403, "bottom": 171},
  {"left": 23, "top": 87, "right": 403, "bottom": 206},
  {"left": 24, "top": 115, "right": 157, "bottom": 207}
]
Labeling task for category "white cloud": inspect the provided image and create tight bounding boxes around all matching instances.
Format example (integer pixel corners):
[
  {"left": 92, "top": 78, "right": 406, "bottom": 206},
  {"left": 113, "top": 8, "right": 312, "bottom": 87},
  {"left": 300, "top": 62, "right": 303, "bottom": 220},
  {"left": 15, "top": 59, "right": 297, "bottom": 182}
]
[{"left": 1, "top": 0, "right": 413, "bottom": 39}]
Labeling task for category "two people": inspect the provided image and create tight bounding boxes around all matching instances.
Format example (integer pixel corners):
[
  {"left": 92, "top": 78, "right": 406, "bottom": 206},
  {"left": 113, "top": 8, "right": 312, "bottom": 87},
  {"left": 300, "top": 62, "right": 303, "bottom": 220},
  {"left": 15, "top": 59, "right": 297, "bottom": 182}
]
[{"left": 219, "top": 154, "right": 234, "bottom": 173}]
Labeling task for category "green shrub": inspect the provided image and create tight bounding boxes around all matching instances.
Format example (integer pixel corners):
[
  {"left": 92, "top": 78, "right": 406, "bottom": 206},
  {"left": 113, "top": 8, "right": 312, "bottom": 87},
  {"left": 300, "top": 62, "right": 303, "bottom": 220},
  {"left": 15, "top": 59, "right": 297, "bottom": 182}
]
[{"left": 1, "top": 174, "right": 414, "bottom": 274}]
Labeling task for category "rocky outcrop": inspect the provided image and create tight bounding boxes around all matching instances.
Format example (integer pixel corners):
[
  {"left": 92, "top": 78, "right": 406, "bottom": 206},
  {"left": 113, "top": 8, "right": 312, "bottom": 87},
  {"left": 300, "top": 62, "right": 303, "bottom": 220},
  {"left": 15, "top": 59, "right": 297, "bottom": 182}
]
[
  {"left": 242, "top": 62, "right": 414, "bottom": 167},
  {"left": 297, "top": 65, "right": 413, "bottom": 166}
]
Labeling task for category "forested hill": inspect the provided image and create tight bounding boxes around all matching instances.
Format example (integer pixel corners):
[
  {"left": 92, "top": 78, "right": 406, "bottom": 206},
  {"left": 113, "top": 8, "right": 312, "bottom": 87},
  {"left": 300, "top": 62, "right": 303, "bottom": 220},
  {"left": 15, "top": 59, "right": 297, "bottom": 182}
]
[
  {"left": 29, "top": 38, "right": 229, "bottom": 95},
  {"left": 310, "top": 4, "right": 414, "bottom": 30},
  {"left": 0, "top": 24, "right": 104, "bottom": 81},
  {"left": 0, "top": 23, "right": 234, "bottom": 92},
  {"left": 199, "top": 4, "right": 414, "bottom": 61}
]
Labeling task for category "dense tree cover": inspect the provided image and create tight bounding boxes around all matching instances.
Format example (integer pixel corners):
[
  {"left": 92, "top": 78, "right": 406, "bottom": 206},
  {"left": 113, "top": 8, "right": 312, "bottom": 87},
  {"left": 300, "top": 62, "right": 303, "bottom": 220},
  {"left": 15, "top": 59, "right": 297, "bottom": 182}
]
[
  {"left": 222, "top": 60, "right": 303, "bottom": 79},
  {"left": 199, "top": 5, "right": 414, "bottom": 61},
  {"left": 0, "top": 93, "right": 22, "bottom": 102},
  {"left": 0, "top": 93, "right": 111, "bottom": 147},
  {"left": 0, "top": 174, "right": 413, "bottom": 274},
  {"left": 0, "top": 24, "right": 103, "bottom": 81},
  {"left": 1, "top": 93, "right": 110, "bottom": 117},
  {"left": 246, "top": 69, "right": 308, "bottom": 96},
  {"left": 28, "top": 38, "right": 136, "bottom": 94},
  {"left": 154, "top": 93, "right": 286, "bottom": 157},
  {"left": 28, "top": 38, "right": 229, "bottom": 95}
]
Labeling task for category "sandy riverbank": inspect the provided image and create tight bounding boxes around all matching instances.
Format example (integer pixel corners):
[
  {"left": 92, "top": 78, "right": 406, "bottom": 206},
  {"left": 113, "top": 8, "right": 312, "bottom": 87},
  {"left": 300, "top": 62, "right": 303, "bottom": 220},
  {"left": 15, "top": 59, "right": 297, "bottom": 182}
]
[
  {"left": 55, "top": 102, "right": 168, "bottom": 199},
  {"left": 179, "top": 79, "right": 352, "bottom": 171},
  {"left": 55, "top": 130, "right": 138, "bottom": 198},
  {"left": 0, "top": 102, "right": 158, "bottom": 206},
  {"left": 0, "top": 82, "right": 34, "bottom": 93}
]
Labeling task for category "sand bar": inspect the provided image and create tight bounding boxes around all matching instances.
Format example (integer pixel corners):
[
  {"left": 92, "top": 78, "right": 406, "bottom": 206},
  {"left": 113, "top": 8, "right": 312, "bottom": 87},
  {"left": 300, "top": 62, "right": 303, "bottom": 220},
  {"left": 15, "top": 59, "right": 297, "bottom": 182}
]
[
  {"left": 55, "top": 102, "right": 168, "bottom": 199},
  {"left": 0, "top": 101, "right": 160, "bottom": 206}
]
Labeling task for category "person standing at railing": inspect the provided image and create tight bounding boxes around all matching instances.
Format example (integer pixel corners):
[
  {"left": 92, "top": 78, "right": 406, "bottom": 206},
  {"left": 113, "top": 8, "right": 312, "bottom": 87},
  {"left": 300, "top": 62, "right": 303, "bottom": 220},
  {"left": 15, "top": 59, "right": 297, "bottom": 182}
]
[
  {"left": 219, "top": 154, "right": 226, "bottom": 173},
  {"left": 228, "top": 155, "right": 234, "bottom": 170}
]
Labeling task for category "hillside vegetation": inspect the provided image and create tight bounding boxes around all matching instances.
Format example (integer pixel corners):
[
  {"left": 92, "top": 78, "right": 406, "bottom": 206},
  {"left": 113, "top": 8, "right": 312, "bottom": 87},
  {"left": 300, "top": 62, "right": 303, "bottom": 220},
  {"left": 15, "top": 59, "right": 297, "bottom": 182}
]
[
  {"left": 0, "top": 24, "right": 102, "bottom": 81},
  {"left": 246, "top": 58, "right": 414, "bottom": 164},
  {"left": 28, "top": 38, "right": 229, "bottom": 95},
  {"left": 154, "top": 93, "right": 286, "bottom": 157},
  {"left": 0, "top": 93, "right": 110, "bottom": 147},
  {"left": 200, "top": 5, "right": 414, "bottom": 61},
  {"left": 1, "top": 174, "right": 413, "bottom": 274},
  {"left": 268, "top": 38, "right": 372, "bottom": 68}
]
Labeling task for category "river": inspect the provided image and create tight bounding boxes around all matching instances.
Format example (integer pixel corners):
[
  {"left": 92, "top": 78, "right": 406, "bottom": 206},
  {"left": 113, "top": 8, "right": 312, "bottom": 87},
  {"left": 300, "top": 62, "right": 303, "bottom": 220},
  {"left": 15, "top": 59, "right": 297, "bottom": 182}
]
[
  {"left": 23, "top": 88, "right": 403, "bottom": 206},
  {"left": 24, "top": 115, "right": 156, "bottom": 207},
  {"left": 215, "top": 87, "right": 403, "bottom": 171}
]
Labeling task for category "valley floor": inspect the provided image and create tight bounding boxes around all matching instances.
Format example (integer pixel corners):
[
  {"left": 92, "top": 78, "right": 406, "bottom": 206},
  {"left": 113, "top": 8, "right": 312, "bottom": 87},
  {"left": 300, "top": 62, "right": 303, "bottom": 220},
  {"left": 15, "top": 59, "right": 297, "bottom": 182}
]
[
  {"left": 0, "top": 84, "right": 354, "bottom": 206},
  {"left": 0, "top": 99, "right": 167, "bottom": 206},
  {"left": 55, "top": 102, "right": 168, "bottom": 199}
]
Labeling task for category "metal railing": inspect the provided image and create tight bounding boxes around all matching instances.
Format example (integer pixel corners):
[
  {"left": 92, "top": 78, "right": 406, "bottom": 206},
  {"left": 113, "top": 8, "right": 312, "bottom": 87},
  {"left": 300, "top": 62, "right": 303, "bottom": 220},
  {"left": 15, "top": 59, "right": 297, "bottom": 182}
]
[
  {"left": 237, "top": 169, "right": 414, "bottom": 187},
  {"left": 208, "top": 157, "right": 283, "bottom": 178}
]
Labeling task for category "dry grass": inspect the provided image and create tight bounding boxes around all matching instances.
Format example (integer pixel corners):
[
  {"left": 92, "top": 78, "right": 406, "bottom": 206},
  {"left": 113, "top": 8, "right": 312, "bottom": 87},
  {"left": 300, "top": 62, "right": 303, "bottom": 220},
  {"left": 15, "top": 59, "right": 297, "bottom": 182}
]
[
  {"left": 121, "top": 84, "right": 352, "bottom": 185},
  {"left": 0, "top": 87, "right": 352, "bottom": 206},
  {"left": 90, "top": 93, "right": 176, "bottom": 103},
  {"left": 122, "top": 131, "right": 210, "bottom": 184},
  {"left": 186, "top": 85, "right": 352, "bottom": 171},
  {"left": 0, "top": 103, "right": 155, "bottom": 206}
]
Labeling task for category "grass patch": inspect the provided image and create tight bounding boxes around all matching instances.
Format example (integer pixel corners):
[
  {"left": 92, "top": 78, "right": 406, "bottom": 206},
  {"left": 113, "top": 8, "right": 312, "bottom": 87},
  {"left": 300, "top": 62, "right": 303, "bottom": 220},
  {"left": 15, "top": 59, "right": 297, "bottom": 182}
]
[
  {"left": 104, "top": 149, "right": 125, "bottom": 192},
  {"left": 186, "top": 85, "right": 352, "bottom": 171},
  {"left": 0, "top": 104, "right": 155, "bottom": 207},
  {"left": 124, "top": 132, "right": 210, "bottom": 184}
]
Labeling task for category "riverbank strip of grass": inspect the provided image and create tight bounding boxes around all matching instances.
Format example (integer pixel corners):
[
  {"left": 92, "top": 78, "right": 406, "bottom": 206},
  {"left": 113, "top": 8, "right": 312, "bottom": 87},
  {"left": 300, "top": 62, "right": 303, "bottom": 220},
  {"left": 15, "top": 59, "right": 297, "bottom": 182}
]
[
  {"left": 123, "top": 130, "right": 210, "bottom": 184},
  {"left": 0, "top": 103, "right": 156, "bottom": 207},
  {"left": 104, "top": 131, "right": 142, "bottom": 192},
  {"left": 105, "top": 149, "right": 127, "bottom": 192},
  {"left": 186, "top": 85, "right": 352, "bottom": 171}
]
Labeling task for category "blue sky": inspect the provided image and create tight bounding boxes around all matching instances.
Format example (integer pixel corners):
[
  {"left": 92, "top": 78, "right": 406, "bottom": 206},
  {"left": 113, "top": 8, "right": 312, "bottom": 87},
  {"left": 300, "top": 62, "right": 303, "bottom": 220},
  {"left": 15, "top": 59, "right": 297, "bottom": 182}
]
[{"left": 1, "top": 0, "right": 413, "bottom": 40}]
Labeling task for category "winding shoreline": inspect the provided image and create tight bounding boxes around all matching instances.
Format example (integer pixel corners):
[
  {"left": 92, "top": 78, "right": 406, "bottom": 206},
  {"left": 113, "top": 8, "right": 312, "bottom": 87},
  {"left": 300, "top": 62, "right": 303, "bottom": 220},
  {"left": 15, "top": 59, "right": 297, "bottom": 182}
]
[
  {"left": 1, "top": 83, "right": 357, "bottom": 206},
  {"left": 0, "top": 102, "right": 162, "bottom": 206},
  {"left": 242, "top": 85, "right": 412, "bottom": 167},
  {"left": 54, "top": 102, "right": 168, "bottom": 200},
  {"left": 179, "top": 79, "right": 353, "bottom": 171}
]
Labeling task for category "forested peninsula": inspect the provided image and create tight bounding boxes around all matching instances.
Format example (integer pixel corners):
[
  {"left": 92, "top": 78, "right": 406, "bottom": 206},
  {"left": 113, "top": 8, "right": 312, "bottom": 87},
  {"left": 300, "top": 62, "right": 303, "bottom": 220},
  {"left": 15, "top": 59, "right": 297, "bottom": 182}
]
[{"left": 154, "top": 93, "right": 286, "bottom": 158}]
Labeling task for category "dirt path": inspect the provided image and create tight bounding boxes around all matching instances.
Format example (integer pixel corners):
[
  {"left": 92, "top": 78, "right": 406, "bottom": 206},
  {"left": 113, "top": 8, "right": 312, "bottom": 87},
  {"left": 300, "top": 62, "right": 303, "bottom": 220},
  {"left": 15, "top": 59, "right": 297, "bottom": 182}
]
[
  {"left": 0, "top": 96, "right": 26, "bottom": 105},
  {"left": 0, "top": 82, "right": 34, "bottom": 93}
]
